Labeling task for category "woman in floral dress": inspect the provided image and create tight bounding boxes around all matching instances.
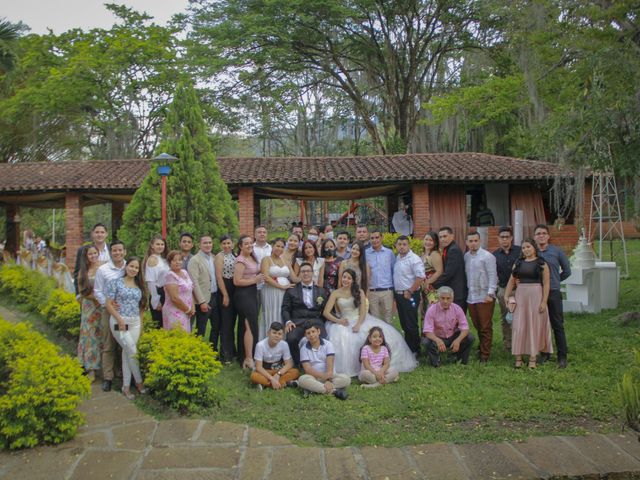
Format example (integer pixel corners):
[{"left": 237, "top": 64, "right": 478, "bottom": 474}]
[{"left": 77, "top": 245, "right": 105, "bottom": 382}]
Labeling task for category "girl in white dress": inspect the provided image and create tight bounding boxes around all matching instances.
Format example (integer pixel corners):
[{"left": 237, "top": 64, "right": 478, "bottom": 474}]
[
  {"left": 259, "top": 238, "right": 296, "bottom": 339},
  {"left": 324, "top": 269, "right": 417, "bottom": 377},
  {"left": 143, "top": 235, "right": 169, "bottom": 328}
]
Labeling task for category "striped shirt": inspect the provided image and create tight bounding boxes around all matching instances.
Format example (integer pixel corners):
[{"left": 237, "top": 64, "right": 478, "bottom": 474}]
[{"left": 360, "top": 345, "right": 389, "bottom": 371}]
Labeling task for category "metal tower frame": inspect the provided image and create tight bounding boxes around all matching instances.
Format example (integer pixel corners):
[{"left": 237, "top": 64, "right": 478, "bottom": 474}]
[{"left": 587, "top": 172, "right": 629, "bottom": 278}]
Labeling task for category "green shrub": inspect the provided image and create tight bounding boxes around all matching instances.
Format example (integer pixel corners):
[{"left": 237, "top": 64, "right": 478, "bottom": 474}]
[
  {"left": 0, "top": 318, "right": 90, "bottom": 449},
  {"left": 0, "top": 264, "right": 55, "bottom": 309},
  {"left": 620, "top": 350, "right": 640, "bottom": 432},
  {"left": 0, "top": 265, "right": 80, "bottom": 340},
  {"left": 138, "top": 328, "right": 222, "bottom": 414},
  {"left": 382, "top": 232, "right": 424, "bottom": 255},
  {"left": 142, "top": 309, "right": 159, "bottom": 331},
  {"left": 40, "top": 289, "right": 81, "bottom": 339}
]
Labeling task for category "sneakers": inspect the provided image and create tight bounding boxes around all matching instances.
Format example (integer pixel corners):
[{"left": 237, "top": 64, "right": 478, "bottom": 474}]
[
  {"left": 256, "top": 384, "right": 263, "bottom": 392},
  {"left": 101, "top": 380, "right": 112, "bottom": 392},
  {"left": 333, "top": 389, "right": 348, "bottom": 400},
  {"left": 122, "top": 387, "right": 135, "bottom": 400},
  {"left": 285, "top": 380, "right": 299, "bottom": 388}
]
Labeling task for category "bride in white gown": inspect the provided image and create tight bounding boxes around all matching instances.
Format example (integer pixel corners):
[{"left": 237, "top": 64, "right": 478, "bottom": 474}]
[{"left": 324, "top": 269, "right": 418, "bottom": 377}]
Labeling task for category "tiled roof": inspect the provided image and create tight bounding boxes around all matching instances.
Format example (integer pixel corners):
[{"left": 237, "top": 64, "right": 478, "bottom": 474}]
[
  {"left": 219, "top": 153, "right": 573, "bottom": 184},
  {"left": 0, "top": 159, "right": 152, "bottom": 193},
  {"left": 0, "top": 153, "right": 573, "bottom": 193}
]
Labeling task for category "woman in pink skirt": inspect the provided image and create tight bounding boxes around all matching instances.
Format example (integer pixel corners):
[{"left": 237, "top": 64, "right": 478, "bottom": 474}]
[{"left": 503, "top": 238, "right": 552, "bottom": 369}]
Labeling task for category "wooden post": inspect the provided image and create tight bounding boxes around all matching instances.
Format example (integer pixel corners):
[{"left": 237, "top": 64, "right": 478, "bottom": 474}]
[
  {"left": 5, "top": 205, "right": 20, "bottom": 259},
  {"left": 411, "top": 183, "right": 430, "bottom": 239}
]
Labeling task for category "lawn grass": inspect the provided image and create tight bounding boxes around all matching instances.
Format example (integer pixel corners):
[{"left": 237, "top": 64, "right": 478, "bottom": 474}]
[
  {"left": 2, "top": 239, "right": 638, "bottom": 447},
  {"left": 205, "top": 239, "right": 640, "bottom": 447}
]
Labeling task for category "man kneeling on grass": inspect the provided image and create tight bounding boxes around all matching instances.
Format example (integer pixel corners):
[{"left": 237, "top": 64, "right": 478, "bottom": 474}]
[
  {"left": 251, "top": 322, "right": 300, "bottom": 391},
  {"left": 422, "top": 286, "right": 474, "bottom": 367},
  {"left": 298, "top": 321, "right": 350, "bottom": 400}
]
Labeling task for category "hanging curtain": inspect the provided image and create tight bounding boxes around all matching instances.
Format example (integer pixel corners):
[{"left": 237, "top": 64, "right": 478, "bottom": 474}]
[
  {"left": 510, "top": 184, "right": 546, "bottom": 238},
  {"left": 485, "top": 183, "right": 510, "bottom": 226},
  {"left": 429, "top": 185, "right": 467, "bottom": 245}
]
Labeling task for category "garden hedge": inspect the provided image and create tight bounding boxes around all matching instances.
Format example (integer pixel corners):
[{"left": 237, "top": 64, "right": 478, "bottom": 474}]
[{"left": 0, "top": 318, "right": 90, "bottom": 449}]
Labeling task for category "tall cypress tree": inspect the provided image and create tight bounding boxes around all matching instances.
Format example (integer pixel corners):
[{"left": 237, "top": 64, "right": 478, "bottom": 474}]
[{"left": 120, "top": 82, "right": 238, "bottom": 254}]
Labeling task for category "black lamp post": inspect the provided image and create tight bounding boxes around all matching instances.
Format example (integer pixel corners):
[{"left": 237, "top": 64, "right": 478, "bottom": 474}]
[{"left": 153, "top": 153, "right": 178, "bottom": 240}]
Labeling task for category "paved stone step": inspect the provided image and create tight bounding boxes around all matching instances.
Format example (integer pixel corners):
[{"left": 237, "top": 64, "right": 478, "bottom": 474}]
[{"left": 3, "top": 382, "right": 640, "bottom": 480}]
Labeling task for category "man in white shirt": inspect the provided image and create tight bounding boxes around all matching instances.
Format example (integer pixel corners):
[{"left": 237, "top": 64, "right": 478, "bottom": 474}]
[
  {"left": 298, "top": 321, "right": 350, "bottom": 399},
  {"left": 253, "top": 225, "right": 272, "bottom": 265},
  {"left": 93, "top": 240, "right": 126, "bottom": 392},
  {"left": 464, "top": 231, "right": 498, "bottom": 363},
  {"left": 392, "top": 235, "right": 425, "bottom": 354},
  {"left": 251, "top": 322, "right": 300, "bottom": 390}
]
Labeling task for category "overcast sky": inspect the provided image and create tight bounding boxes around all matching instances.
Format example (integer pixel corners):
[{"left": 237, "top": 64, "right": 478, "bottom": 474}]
[{"left": 4, "top": 1, "right": 189, "bottom": 34}]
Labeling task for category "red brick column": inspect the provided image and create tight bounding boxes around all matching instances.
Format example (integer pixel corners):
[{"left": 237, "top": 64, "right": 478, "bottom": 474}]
[
  {"left": 238, "top": 187, "right": 255, "bottom": 236},
  {"left": 5, "top": 204, "right": 20, "bottom": 259},
  {"left": 411, "top": 183, "right": 430, "bottom": 239},
  {"left": 65, "top": 193, "right": 83, "bottom": 268},
  {"left": 111, "top": 201, "right": 125, "bottom": 240}
]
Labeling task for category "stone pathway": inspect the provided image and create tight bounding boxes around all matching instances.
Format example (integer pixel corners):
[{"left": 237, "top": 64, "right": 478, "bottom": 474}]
[
  {"left": 0, "top": 304, "right": 24, "bottom": 324},
  {"left": 1, "top": 383, "right": 639, "bottom": 480}
]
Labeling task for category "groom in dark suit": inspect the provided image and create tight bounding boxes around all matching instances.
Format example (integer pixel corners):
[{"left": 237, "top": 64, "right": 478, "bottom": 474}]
[{"left": 282, "top": 262, "right": 328, "bottom": 365}]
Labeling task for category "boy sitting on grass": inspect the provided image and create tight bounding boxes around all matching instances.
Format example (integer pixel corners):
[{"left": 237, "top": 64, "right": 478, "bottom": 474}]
[
  {"left": 251, "top": 322, "right": 300, "bottom": 391},
  {"left": 298, "top": 320, "right": 350, "bottom": 400}
]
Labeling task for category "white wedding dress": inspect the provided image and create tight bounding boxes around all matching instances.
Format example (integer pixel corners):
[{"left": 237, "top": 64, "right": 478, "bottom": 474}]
[{"left": 326, "top": 296, "right": 418, "bottom": 377}]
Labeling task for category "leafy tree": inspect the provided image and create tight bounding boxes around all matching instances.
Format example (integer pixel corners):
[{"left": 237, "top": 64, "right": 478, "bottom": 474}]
[
  {"left": 0, "top": 18, "right": 22, "bottom": 74},
  {"left": 187, "top": 0, "right": 479, "bottom": 154},
  {"left": 119, "top": 82, "right": 238, "bottom": 255},
  {"left": 422, "top": 0, "right": 640, "bottom": 220},
  {"left": 0, "top": 5, "right": 182, "bottom": 162},
  {"left": 426, "top": 0, "right": 640, "bottom": 169}
]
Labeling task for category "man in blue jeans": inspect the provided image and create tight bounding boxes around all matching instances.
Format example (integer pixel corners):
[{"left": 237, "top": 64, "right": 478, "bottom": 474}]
[{"left": 533, "top": 224, "right": 571, "bottom": 368}]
